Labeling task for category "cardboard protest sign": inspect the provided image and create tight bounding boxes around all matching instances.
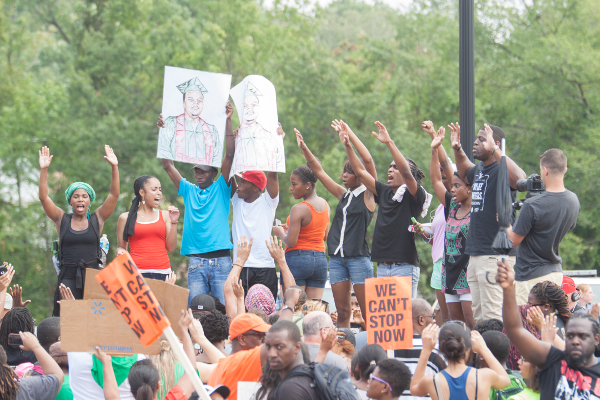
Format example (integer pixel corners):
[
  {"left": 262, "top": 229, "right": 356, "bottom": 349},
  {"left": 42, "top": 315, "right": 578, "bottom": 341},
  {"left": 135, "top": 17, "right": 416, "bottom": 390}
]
[
  {"left": 84, "top": 268, "right": 188, "bottom": 338},
  {"left": 229, "top": 75, "right": 285, "bottom": 176},
  {"left": 157, "top": 66, "right": 232, "bottom": 167},
  {"left": 365, "top": 277, "right": 413, "bottom": 350},
  {"left": 95, "top": 253, "right": 170, "bottom": 347},
  {"left": 61, "top": 299, "right": 161, "bottom": 355}
]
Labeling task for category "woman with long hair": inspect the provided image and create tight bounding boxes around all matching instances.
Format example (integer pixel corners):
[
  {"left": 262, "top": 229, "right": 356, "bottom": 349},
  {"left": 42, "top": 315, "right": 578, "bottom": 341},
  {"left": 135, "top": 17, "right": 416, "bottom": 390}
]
[
  {"left": 351, "top": 344, "right": 388, "bottom": 400},
  {"left": 295, "top": 121, "right": 376, "bottom": 329},
  {"left": 426, "top": 127, "right": 474, "bottom": 328},
  {"left": 39, "top": 145, "right": 119, "bottom": 316},
  {"left": 273, "top": 165, "right": 330, "bottom": 300},
  {"left": 411, "top": 323, "right": 510, "bottom": 399},
  {"left": 527, "top": 281, "right": 571, "bottom": 339},
  {"left": 116, "top": 175, "right": 179, "bottom": 281}
]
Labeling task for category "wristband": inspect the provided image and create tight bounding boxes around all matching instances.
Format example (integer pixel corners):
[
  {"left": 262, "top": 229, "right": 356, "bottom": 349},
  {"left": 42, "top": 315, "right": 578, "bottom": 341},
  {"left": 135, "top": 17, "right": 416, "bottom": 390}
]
[
  {"left": 233, "top": 263, "right": 243, "bottom": 269},
  {"left": 491, "top": 145, "right": 499, "bottom": 155},
  {"left": 453, "top": 144, "right": 462, "bottom": 151},
  {"left": 281, "top": 305, "right": 293, "bottom": 313}
]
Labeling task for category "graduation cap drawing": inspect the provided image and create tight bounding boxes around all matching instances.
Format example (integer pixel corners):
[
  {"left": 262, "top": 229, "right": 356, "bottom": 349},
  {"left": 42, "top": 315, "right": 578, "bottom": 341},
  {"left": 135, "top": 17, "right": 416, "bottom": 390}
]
[
  {"left": 177, "top": 77, "right": 208, "bottom": 94},
  {"left": 244, "top": 81, "right": 263, "bottom": 97}
]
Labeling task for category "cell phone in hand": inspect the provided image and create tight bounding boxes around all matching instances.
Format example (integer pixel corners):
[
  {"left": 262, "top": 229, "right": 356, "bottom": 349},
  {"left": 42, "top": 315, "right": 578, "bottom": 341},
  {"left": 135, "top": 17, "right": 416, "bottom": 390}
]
[
  {"left": 275, "top": 219, "right": 282, "bottom": 227},
  {"left": 8, "top": 333, "right": 23, "bottom": 347},
  {"left": 0, "top": 266, "right": 7, "bottom": 276}
]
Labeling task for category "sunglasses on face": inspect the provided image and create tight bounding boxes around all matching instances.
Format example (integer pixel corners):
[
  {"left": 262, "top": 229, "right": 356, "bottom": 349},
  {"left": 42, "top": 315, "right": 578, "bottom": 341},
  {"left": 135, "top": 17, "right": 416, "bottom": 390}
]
[{"left": 369, "top": 373, "right": 392, "bottom": 392}]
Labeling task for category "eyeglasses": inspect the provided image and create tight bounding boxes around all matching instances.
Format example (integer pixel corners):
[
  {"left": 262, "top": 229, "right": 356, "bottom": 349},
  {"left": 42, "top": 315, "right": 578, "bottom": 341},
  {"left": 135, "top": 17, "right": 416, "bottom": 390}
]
[
  {"left": 243, "top": 331, "right": 266, "bottom": 341},
  {"left": 368, "top": 374, "right": 393, "bottom": 392},
  {"left": 527, "top": 303, "right": 545, "bottom": 308}
]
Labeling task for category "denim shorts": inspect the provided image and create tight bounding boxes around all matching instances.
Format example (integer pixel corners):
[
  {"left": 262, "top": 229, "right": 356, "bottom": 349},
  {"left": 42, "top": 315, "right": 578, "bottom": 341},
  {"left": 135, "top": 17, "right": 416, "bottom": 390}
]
[
  {"left": 377, "top": 263, "right": 420, "bottom": 298},
  {"left": 284, "top": 250, "right": 328, "bottom": 288},
  {"left": 328, "top": 255, "right": 374, "bottom": 285}
]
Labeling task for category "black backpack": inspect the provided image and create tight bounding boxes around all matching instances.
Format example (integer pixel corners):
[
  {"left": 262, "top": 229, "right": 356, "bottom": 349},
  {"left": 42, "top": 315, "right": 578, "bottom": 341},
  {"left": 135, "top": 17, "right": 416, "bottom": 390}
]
[{"left": 276, "top": 363, "right": 360, "bottom": 400}]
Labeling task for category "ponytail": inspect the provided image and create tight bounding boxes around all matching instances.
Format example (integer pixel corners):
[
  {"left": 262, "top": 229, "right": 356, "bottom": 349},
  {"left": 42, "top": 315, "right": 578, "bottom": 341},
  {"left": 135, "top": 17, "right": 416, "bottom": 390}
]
[
  {"left": 123, "top": 175, "right": 154, "bottom": 242},
  {"left": 128, "top": 360, "right": 159, "bottom": 400}
]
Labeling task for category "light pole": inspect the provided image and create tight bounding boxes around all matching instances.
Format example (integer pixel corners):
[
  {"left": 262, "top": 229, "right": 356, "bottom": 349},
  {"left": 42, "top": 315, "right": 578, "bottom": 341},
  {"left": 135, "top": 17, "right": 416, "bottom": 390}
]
[{"left": 459, "top": 0, "right": 475, "bottom": 162}]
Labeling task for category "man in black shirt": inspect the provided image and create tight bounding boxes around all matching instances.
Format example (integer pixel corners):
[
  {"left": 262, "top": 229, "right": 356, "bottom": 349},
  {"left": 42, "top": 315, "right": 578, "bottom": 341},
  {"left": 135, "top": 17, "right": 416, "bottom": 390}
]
[
  {"left": 498, "top": 259, "right": 600, "bottom": 400},
  {"left": 451, "top": 123, "right": 526, "bottom": 322},
  {"left": 267, "top": 320, "right": 320, "bottom": 400},
  {"left": 342, "top": 121, "right": 428, "bottom": 298},
  {"left": 505, "top": 148, "right": 580, "bottom": 305}
]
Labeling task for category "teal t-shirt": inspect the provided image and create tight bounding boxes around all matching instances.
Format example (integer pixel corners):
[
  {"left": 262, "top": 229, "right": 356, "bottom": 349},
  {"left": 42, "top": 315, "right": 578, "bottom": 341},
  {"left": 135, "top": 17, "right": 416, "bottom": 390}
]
[
  {"left": 178, "top": 176, "right": 233, "bottom": 256},
  {"left": 54, "top": 374, "right": 73, "bottom": 400}
]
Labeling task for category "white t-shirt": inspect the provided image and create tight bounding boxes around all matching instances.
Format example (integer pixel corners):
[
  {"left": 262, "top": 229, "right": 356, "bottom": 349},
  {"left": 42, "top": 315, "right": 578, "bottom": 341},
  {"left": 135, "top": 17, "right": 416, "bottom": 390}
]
[
  {"left": 68, "top": 352, "right": 145, "bottom": 400},
  {"left": 232, "top": 191, "right": 279, "bottom": 268}
]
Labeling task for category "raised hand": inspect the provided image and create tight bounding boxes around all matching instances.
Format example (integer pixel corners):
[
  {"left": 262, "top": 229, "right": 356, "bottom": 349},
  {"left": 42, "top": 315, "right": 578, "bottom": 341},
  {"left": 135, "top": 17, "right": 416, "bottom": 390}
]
[
  {"left": 319, "top": 328, "right": 337, "bottom": 352},
  {"left": 168, "top": 206, "right": 180, "bottom": 224},
  {"left": 526, "top": 306, "right": 544, "bottom": 330},
  {"left": 431, "top": 126, "right": 446, "bottom": 149},
  {"left": 277, "top": 123, "right": 285, "bottom": 138},
  {"left": 233, "top": 125, "right": 241, "bottom": 139},
  {"left": 178, "top": 308, "right": 194, "bottom": 333},
  {"left": 272, "top": 224, "right": 288, "bottom": 239},
  {"left": 421, "top": 323, "right": 439, "bottom": 353},
  {"left": 10, "top": 284, "right": 31, "bottom": 307},
  {"left": 471, "top": 330, "right": 487, "bottom": 354},
  {"left": 59, "top": 284, "right": 75, "bottom": 301},
  {"left": 236, "top": 235, "right": 253, "bottom": 264},
  {"left": 165, "top": 271, "right": 177, "bottom": 285},
  {"left": 295, "top": 128, "right": 306, "bottom": 149},
  {"left": 371, "top": 121, "right": 392, "bottom": 144},
  {"left": 189, "top": 315, "right": 206, "bottom": 343},
  {"left": 495, "top": 258, "right": 514, "bottom": 289},
  {"left": 232, "top": 279, "right": 244, "bottom": 299},
  {"left": 39, "top": 146, "right": 54, "bottom": 169},
  {"left": 157, "top": 113, "right": 166, "bottom": 128},
  {"left": 104, "top": 145, "right": 118, "bottom": 166},
  {"left": 482, "top": 124, "right": 496, "bottom": 152},
  {"left": 0, "top": 264, "right": 15, "bottom": 292},
  {"left": 421, "top": 121, "right": 436, "bottom": 138},
  {"left": 94, "top": 346, "right": 112, "bottom": 364},
  {"left": 226, "top": 101, "right": 234, "bottom": 119},
  {"left": 540, "top": 314, "right": 559, "bottom": 344},
  {"left": 591, "top": 303, "right": 600, "bottom": 321},
  {"left": 448, "top": 122, "right": 461, "bottom": 150},
  {"left": 266, "top": 236, "right": 286, "bottom": 264},
  {"left": 19, "top": 332, "right": 41, "bottom": 352},
  {"left": 331, "top": 119, "right": 343, "bottom": 133}
]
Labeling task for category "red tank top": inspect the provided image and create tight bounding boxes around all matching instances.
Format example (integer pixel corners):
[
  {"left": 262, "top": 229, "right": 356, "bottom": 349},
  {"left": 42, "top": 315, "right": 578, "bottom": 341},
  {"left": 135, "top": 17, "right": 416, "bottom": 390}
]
[
  {"left": 286, "top": 200, "right": 329, "bottom": 253},
  {"left": 128, "top": 214, "right": 171, "bottom": 270}
]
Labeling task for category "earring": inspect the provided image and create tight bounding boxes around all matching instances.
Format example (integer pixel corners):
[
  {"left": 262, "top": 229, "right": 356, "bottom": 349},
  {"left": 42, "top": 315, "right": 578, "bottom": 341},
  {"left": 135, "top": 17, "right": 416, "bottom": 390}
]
[
  {"left": 306, "top": 187, "right": 309, "bottom": 190},
  {"left": 142, "top": 200, "right": 145, "bottom": 205},
  {"left": 468, "top": 191, "right": 471, "bottom": 193}
]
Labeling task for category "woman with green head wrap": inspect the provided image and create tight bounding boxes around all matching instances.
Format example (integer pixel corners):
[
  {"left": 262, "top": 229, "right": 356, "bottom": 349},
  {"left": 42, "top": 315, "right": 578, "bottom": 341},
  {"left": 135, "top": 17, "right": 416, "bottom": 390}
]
[{"left": 38, "top": 145, "right": 120, "bottom": 316}]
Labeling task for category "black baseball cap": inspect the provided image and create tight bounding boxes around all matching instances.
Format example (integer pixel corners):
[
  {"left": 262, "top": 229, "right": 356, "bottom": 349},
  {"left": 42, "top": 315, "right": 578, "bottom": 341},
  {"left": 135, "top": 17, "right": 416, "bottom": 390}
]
[{"left": 190, "top": 294, "right": 216, "bottom": 312}]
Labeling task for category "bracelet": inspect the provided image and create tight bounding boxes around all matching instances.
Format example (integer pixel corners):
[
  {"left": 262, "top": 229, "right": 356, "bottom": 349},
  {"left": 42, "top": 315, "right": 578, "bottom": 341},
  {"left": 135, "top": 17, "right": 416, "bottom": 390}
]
[
  {"left": 491, "top": 145, "right": 499, "bottom": 155},
  {"left": 453, "top": 144, "right": 462, "bottom": 151},
  {"left": 233, "top": 263, "right": 243, "bottom": 268},
  {"left": 226, "top": 134, "right": 234, "bottom": 136}
]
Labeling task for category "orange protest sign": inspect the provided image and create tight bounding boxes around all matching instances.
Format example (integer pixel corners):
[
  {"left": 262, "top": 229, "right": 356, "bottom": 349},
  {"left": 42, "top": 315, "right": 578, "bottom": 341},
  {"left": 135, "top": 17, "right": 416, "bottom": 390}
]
[
  {"left": 95, "top": 252, "right": 171, "bottom": 347},
  {"left": 365, "top": 276, "right": 413, "bottom": 350}
]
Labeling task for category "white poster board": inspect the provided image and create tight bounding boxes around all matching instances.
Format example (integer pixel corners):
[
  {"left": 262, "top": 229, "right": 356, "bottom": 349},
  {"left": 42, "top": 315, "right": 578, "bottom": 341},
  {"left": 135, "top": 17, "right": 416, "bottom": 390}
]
[
  {"left": 157, "top": 66, "right": 232, "bottom": 167},
  {"left": 230, "top": 75, "right": 285, "bottom": 175}
]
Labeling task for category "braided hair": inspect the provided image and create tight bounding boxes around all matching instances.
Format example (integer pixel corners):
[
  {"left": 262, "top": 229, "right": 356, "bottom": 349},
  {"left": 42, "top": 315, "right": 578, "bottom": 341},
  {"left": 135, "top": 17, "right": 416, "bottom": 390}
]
[
  {"left": 123, "top": 175, "right": 155, "bottom": 242},
  {"left": 292, "top": 164, "right": 318, "bottom": 187},
  {"left": 0, "top": 307, "right": 34, "bottom": 350},
  {"left": 530, "top": 281, "right": 572, "bottom": 320},
  {"left": 0, "top": 346, "right": 18, "bottom": 399},
  {"left": 405, "top": 158, "right": 425, "bottom": 185}
]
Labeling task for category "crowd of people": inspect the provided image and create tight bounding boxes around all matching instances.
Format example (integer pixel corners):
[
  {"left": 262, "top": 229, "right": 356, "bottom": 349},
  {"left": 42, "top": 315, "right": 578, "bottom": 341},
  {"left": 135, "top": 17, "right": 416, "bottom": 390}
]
[{"left": 0, "top": 95, "right": 591, "bottom": 400}]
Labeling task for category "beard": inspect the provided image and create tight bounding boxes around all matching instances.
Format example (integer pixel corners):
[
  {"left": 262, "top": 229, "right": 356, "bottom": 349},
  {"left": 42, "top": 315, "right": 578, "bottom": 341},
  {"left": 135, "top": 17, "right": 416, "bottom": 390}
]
[{"left": 566, "top": 351, "right": 593, "bottom": 369}]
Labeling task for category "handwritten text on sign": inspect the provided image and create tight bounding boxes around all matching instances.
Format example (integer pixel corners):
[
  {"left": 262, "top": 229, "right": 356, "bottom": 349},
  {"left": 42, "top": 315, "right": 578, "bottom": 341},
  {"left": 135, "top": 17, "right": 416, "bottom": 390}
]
[
  {"left": 365, "top": 276, "right": 413, "bottom": 350},
  {"left": 95, "top": 252, "right": 170, "bottom": 346}
]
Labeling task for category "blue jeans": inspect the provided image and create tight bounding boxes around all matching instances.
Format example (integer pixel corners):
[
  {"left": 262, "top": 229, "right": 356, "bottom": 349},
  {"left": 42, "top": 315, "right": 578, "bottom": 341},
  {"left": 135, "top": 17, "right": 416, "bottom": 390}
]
[
  {"left": 188, "top": 256, "right": 232, "bottom": 306},
  {"left": 328, "top": 256, "right": 374, "bottom": 285},
  {"left": 284, "top": 250, "right": 328, "bottom": 288},
  {"left": 377, "top": 263, "right": 420, "bottom": 298}
]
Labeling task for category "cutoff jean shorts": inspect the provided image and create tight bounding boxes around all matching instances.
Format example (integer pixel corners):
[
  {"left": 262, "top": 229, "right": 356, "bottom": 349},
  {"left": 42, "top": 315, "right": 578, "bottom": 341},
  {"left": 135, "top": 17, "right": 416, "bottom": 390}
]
[
  {"left": 284, "top": 250, "right": 328, "bottom": 288},
  {"left": 377, "top": 262, "right": 420, "bottom": 298},
  {"left": 328, "top": 255, "right": 374, "bottom": 285}
]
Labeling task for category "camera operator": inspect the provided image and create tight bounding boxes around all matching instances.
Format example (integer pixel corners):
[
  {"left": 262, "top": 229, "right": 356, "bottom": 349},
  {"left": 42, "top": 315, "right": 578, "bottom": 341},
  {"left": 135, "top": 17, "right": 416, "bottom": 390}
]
[{"left": 506, "top": 149, "right": 580, "bottom": 306}]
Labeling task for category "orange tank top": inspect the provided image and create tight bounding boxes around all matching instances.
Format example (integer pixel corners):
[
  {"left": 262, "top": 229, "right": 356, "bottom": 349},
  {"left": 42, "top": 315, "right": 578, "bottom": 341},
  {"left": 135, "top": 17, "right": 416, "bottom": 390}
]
[
  {"left": 128, "top": 214, "right": 171, "bottom": 270},
  {"left": 285, "top": 200, "right": 329, "bottom": 253}
]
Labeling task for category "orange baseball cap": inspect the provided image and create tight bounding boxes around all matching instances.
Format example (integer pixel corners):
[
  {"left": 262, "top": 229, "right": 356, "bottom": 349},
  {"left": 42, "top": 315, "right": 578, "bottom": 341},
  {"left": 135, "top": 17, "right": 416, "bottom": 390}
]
[{"left": 229, "top": 313, "right": 271, "bottom": 340}]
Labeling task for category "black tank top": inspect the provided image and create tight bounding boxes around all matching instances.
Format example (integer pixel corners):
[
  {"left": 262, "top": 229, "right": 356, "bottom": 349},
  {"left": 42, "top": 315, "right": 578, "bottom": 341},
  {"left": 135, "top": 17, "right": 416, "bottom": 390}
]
[
  {"left": 61, "top": 215, "right": 99, "bottom": 278},
  {"left": 327, "top": 186, "right": 374, "bottom": 257}
]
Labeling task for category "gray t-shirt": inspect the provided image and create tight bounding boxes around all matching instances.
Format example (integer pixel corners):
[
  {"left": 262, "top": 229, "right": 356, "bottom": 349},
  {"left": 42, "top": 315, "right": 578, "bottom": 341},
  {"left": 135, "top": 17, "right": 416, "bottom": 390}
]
[
  {"left": 513, "top": 190, "right": 580, "bottom": 281},
  {"left": 305, "top": 343, "right": 350, "bottom": 372},
  {"left": 16, "top": 374, "right": 60, "bottom": 400}
]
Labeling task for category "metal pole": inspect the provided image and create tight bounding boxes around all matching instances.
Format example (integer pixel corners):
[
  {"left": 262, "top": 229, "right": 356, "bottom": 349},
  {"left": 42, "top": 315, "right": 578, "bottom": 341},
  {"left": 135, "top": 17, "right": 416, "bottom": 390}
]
[{"left": 459, "top": 0, "right": 475, "bottom": 162}]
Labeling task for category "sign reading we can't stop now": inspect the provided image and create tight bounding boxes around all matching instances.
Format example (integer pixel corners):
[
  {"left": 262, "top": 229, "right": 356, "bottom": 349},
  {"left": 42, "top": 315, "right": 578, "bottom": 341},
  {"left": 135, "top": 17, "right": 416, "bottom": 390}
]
[{"left": 365, "top": 276, "right": 413, "bottom": 350}]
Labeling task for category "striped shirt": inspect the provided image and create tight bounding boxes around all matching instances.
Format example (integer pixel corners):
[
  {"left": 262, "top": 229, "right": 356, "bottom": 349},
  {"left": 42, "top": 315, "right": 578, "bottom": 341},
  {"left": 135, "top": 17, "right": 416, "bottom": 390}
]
[{"left": 394, "top": 335, "right": 447, "bottom": 400}]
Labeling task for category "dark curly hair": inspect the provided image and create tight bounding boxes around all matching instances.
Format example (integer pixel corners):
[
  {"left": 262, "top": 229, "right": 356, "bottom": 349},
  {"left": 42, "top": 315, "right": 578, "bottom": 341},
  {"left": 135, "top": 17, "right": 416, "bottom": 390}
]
[
  {"left": 530, "top": 281, "right": 571, "bottom": 320},
  {"left": 292, "top": 164, "right": 318, "bottom": 186},
  {"left": 377, "top": 359, "right": 412, "bottom": 397},
  {"left": 208, "top": 294, "right": 227, "bottom": 315},
  {"left": 439, "top": 322, "right": 472, "bottom": 363},
  {"left": 474, "top": 318, "right": 504, "bottom": 335},
  {"left": 0, "top": 307, "right": 34, "bottom": 350},
  {"left": 0, "top": 346, "right": 18, "bottom": 399},
  {"left": 197, "top": 310, "right": 230, "bottom": 343}
]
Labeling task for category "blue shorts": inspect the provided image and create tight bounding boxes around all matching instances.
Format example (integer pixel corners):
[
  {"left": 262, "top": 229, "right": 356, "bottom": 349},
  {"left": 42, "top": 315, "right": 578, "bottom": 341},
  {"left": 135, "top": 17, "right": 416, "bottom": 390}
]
[
  {"left": 328, "top": 255, "right": 374, "bottom": 285},
  {"left": 284, "top": 250, "right": 328, "bottom": 288}
]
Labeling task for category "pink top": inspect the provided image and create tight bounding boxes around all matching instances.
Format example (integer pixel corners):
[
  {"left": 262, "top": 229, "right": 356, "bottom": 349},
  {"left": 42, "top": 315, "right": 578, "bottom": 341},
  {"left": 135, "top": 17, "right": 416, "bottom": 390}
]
[{"left": 431, "top": 204, "right": 446, "bottom": 262}]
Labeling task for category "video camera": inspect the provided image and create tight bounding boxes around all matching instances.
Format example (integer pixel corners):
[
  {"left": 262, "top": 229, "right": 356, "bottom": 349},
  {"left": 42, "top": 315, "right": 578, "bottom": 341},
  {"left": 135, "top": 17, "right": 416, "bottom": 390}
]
[{"left": 513, "top": 173, "right": 545, "bottom": 210}]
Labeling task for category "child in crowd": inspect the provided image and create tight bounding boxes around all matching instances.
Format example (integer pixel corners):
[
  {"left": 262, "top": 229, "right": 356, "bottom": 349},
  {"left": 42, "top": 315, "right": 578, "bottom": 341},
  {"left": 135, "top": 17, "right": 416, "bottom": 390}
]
[
  {"left": 480, "top": 331, "right": 526, "bottom": 399},
  {"left": 365, "top": 359, "right": 412, "bottom": 400}
]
